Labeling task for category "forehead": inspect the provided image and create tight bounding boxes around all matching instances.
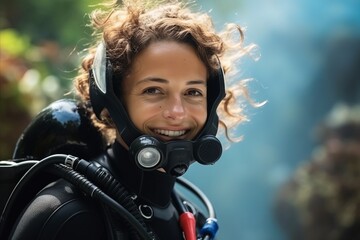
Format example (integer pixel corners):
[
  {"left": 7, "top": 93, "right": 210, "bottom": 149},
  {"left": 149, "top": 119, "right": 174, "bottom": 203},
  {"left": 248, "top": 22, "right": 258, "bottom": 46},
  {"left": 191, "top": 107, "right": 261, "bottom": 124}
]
[
  {"left": 134, "top": 40, "right": 200, "bottom": 64},
  {"left": 127, "top": 40, "right": 208, "bottom": 81}
]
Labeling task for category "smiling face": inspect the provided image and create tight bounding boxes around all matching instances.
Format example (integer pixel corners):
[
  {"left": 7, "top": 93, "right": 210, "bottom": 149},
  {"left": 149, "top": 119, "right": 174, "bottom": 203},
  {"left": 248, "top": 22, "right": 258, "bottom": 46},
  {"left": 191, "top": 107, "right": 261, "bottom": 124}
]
[{"left": 121, "top": 40, "right": 208, "bottom": 143}]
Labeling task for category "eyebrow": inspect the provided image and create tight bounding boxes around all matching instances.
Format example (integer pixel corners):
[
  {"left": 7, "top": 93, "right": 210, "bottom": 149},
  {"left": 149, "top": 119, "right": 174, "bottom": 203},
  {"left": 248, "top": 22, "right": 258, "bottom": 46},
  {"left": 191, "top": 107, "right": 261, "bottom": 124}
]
[{"left": 136, "top": 77, "right": 206, "bottom": 86}]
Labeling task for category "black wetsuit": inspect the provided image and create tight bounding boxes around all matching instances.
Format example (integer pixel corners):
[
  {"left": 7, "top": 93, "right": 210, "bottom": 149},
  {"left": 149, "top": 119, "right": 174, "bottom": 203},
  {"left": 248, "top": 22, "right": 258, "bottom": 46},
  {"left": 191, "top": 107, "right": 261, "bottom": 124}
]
[{"left": 7, "top": 142, "right": 205, "bottom": 240}]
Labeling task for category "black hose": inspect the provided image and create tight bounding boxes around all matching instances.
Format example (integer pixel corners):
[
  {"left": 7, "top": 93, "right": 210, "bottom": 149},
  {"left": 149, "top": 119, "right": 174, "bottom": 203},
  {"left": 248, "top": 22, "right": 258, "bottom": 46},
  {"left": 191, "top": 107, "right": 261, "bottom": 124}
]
[
  {"left": 171, "top": 190, "right": 188, "bottom": 214},
  {"left": 0, "top": 154, "right": 155, "bottom": 240},
  {"left": 176, "top": 177, "right": 216, "bottom": 218},
  {"left": 176, "top": 177, "right": 219, "bottom": 240},
  {"left": 0, "top": 154, "right": 65, "bottom": 236},
  {"left": 68, "top": 158, "right": 156, "bottom": 240},
  {"left": 50, "top": 164, "right": 153, "bottom": 240}
]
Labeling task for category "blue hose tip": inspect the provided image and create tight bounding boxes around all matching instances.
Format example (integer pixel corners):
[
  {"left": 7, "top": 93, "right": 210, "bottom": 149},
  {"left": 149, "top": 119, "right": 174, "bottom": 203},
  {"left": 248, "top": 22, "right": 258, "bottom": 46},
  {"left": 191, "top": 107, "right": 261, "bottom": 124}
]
[{"left": 200, "top": 218, "right": 219, "bottom": 240}]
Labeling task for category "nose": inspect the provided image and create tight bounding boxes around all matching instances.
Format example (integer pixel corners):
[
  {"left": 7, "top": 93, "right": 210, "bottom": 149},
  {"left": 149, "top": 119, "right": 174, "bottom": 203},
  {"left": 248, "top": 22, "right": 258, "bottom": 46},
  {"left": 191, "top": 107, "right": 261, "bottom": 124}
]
[{"left": 162, "top": 96, "right": 186, "bottom": 121}]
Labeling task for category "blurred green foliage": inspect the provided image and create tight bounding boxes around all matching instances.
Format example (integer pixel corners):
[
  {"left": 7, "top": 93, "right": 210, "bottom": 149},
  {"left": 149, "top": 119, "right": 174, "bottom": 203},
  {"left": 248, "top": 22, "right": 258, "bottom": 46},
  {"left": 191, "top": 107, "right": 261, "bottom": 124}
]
[{"left": 0, "top": 0, "right": 102, "bottom": 159}]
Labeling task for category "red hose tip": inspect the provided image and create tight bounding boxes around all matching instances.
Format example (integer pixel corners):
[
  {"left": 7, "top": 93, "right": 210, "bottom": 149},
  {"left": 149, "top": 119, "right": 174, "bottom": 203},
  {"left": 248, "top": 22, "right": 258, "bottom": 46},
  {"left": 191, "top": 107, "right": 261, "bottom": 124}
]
[{"left": 179, "top": 212, "right": 197, "bottom": 240}]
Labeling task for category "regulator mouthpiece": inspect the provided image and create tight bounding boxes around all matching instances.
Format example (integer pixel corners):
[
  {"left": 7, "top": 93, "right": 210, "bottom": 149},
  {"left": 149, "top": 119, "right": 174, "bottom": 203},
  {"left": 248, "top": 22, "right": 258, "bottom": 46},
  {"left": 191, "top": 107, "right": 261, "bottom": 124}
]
[
  {"left": 129, "top": 135, "right": 222, "bottom": 177},
  {"left": 137, "top": 147, "right": 162, "bottom": 169}
]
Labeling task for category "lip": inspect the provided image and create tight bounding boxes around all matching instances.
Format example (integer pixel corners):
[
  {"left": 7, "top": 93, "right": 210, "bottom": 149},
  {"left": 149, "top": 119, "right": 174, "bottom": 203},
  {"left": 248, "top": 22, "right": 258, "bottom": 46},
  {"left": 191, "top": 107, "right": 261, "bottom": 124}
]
[{"left": 150, "top": 128, "right": 189, "bottom": 141}]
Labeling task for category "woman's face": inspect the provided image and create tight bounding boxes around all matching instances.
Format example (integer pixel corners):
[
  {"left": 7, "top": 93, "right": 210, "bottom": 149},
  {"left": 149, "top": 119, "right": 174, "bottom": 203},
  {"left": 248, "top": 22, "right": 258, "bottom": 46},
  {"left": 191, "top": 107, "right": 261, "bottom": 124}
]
[{"left": 122, "top": 40, "right": 208, "bottom": 142}]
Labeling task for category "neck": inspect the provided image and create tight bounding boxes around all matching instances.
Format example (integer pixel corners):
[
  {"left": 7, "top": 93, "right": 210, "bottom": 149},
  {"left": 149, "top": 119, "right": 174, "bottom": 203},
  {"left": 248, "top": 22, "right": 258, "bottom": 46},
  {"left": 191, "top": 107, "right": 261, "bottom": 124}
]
[{"left": 109, "top": 141, "right": 176, "bottom": 208}]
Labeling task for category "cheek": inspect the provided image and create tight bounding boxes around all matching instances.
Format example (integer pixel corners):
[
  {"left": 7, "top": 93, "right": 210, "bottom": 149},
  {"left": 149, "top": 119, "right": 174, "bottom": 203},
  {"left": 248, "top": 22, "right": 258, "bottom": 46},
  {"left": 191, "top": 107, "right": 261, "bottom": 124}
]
[
  {"left": 127, "top": 107, "right": 144, "bottom": 129},
  {"left": 190, "top": 104, "right": 207, "bottom": 127},
  {"left": 123, "top": 98, "right": 140, "bottom": 128},
  {"left": 199, "top": 110, "right": 208, "bottom": 127},
  {"left": 126, "top": 101, "right": 159, "bottom": 130}
]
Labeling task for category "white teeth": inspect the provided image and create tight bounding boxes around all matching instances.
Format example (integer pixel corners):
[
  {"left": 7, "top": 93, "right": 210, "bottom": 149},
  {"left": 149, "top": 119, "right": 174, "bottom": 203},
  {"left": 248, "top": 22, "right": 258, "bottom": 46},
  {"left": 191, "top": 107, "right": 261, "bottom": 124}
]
[{"left": 154, "top": 129, "right": 186, "bottom": 137}]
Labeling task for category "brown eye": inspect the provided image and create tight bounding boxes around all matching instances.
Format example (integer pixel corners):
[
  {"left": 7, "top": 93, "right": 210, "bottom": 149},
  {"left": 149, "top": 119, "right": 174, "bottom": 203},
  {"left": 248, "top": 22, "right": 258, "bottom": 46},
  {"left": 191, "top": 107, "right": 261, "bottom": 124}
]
[
  {"left": 143, "top": 88, "right": 162, "bottom": 95},
  {"left": 186, "top": 89, "right": 203, "bottom": 96}
]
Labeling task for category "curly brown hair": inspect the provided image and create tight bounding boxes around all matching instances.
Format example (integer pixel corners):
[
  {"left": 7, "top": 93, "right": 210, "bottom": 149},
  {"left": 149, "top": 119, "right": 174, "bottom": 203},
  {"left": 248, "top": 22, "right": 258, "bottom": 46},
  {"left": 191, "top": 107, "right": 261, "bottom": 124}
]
[{"left": 74, "top": 0, "right": 259, "bottom": 144}]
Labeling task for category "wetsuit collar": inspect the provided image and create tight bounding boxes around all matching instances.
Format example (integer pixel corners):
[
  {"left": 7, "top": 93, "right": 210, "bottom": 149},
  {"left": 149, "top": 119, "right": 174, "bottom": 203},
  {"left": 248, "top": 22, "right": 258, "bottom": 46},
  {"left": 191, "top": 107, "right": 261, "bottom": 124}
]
[{"left": 110, "top": 141, "right": 176, "bottom": 208}]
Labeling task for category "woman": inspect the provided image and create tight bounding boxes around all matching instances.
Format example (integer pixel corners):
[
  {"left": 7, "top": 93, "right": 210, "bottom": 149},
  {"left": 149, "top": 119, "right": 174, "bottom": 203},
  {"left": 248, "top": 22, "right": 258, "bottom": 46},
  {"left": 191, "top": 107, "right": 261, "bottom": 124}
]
[{"left": 2, "top": 0, "right": 257, "bottom": 239}]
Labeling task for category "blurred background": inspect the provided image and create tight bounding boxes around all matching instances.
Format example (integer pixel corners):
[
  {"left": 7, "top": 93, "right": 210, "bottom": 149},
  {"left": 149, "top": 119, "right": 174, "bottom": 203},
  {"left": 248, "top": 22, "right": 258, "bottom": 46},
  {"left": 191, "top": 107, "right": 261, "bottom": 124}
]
[{"left": 1, "top": 0, "right": 360, "bottom": 239}]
